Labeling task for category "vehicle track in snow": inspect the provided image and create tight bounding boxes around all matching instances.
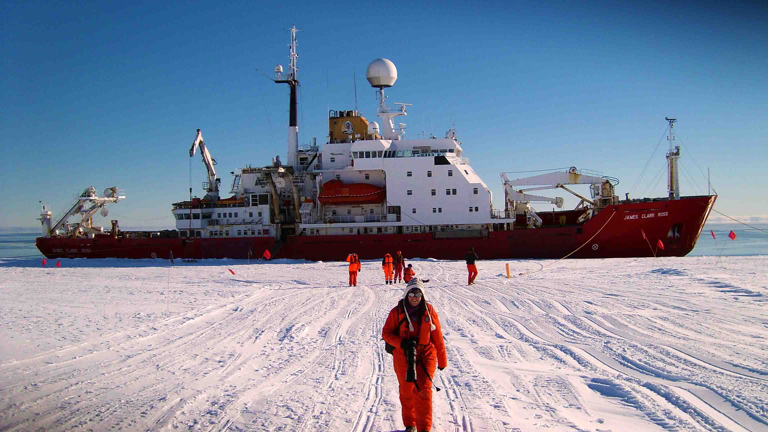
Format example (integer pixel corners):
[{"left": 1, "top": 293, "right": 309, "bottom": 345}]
[
  {"left": 429, "top": 261, "right": 766, "bottom": 431},
  {"left": 2, "top": 257, "right": 766, "bottom": 431}
]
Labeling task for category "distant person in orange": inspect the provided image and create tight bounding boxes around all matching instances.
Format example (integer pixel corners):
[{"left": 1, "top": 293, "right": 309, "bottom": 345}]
[
  {"left": 403, "top": 264, "right": 416, "bottom": 283},
  {"left": 465, "top": 247, "right": 478, "bottom": 285},
  {"left": 381, "top": 278, "right": 447, "bottom": 432},
  {"left": 393, "top": 250, "right": 406, "bottom": 283},
  {"left": 346, "top": 253, "right": 361, "bottom": 286},
  {"left": 382, "top": 253, "right": 394, "bottom": 284}
]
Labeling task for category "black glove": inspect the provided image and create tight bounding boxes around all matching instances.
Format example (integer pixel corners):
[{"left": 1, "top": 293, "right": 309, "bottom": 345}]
[
  {"left": 438, "top": 366, "right": 445, "bottom": 371},
  {"left": 400, "top": 339, "right": 415, "bottom": 350}
]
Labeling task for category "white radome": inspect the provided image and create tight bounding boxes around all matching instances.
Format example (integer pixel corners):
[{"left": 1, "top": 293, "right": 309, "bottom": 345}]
[{"left": 366, "top": 58, "right": 397, "bottom": 88}]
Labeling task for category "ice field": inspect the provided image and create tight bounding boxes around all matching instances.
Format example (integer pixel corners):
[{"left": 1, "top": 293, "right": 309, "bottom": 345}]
[{"left": 0, "top": 256, "right": 766, "bottom": 431}]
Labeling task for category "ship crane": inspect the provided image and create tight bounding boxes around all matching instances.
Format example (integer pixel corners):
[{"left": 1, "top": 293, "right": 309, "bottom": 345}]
[
  {"left": 502, "top": 168, "right": 618, "bottom": 227},
  {"left": 189, "top": 129, "right": 219, "bottom": 198},
  {"left": 39, "top": 186, "right": 124, "bottom": 237}
]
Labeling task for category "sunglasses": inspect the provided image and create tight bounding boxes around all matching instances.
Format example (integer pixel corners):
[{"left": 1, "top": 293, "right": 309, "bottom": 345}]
[{"left": 408, "top": 292, "right": 423, "bottom": 298}]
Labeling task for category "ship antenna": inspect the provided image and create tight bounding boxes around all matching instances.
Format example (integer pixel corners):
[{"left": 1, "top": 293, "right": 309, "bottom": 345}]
[
  {"left": 354, "top": 70, "right": 358, "bottom": 113},
  {"left": 275, "top": 25, "right": 301, "bottom": 170},
  {"left": 665, "top": 117, "right": 680, "bottom": 200}
]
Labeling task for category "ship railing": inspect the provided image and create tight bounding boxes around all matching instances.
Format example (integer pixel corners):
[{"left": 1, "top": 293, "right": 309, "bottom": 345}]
[
  {"left": 322, "top": 214, "right": 393, "bottom": 224},
  {"left": 490, "top": 209, "right": 514, "bottom": 219}
]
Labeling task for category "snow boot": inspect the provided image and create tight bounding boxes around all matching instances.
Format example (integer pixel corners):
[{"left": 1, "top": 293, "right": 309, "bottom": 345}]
[{"left": 404, "top": 427, "right": 417, "bottom": 432}]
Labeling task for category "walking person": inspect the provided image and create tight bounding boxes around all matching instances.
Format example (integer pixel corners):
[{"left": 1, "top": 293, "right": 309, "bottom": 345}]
[
  {"left": 381, "top": 278, "right": 447, "bottom": 432},
  {"left": 393, "top": 250, "right": 406, "bottom": 283},
  {"left": 465, "top": 246, "right": 478, "bottom": 285},
  {"left": 403, "top": 263, "right": 416, "bottom": 283},
  {"left": 346, "top": 252, "right": 361, "bottom": 286},
  {"left": 382, "top": 252, "right": 394, "bottom": 284}
]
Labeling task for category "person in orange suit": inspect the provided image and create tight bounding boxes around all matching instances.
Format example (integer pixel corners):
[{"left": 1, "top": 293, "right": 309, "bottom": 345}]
[
  {"left": 403, "top": 264, "right": 416, "bottom": 283},
  {"left": 381, "top": 278, "right": 447, "bottom": 432},
  {"left": 346, "top": 253, "right": 361, "bottom": 286},
  {"left": 393, "top": 250, "right": 406, "bottom": 283},
  {"left": 382, "top": 252, "right": 394, "bottom": 284},
  {"left": 465, "top": 246, "right": 479, "bottom": 285}
]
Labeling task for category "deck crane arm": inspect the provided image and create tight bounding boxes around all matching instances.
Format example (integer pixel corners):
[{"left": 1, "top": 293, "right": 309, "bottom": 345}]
[
  {"left": 190, "top": 129, "right": 218, "bottom": 193},
  {"left": 501, "top": 173, "right": 564, "bottom": 208}
]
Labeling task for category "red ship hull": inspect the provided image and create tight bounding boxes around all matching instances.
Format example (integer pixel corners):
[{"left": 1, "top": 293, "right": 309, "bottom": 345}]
[{"left": 36, "top": 195, "right": 715, "bottom": 261}]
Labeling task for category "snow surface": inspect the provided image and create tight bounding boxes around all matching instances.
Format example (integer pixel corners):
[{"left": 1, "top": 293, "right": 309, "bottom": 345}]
[{"left": 0, "top": 256, "right": 766, "bottom": 431}]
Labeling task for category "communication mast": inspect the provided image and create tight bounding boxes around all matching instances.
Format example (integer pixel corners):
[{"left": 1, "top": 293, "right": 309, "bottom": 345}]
[
  {"left": 665, "top": 117, "right": 680, "bottom": 200},
  {"left": 275, "top": 26, "right": 300, "bottom": 169}
]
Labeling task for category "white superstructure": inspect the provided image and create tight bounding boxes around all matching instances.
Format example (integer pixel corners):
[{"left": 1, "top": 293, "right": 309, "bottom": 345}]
[{"left": 171, "top": 30, "right": 618, "bottom": 241}]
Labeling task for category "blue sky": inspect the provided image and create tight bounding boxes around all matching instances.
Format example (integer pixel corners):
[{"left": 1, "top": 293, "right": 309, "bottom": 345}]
[{"left": 2, "top": 0, "right": 767, "bottom": 230}]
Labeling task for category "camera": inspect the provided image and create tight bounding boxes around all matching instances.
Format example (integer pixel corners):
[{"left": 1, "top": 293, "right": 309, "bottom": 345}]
[{"left": 405, "top": 342, "right": 418, "bottom": 382}]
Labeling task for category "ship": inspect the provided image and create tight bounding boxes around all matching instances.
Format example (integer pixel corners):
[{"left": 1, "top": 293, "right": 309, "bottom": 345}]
[{"left": 36, "top": 27, "right": 716, "bottom": 261}]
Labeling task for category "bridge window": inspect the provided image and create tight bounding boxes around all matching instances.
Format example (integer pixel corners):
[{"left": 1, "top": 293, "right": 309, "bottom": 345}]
[
  {"left": 427, "top": 171, "right": 432, "bottom": 177},
  {"left": 407, "top": 171, "right": 412, "bottom": 177},
  {"left": 412, "top": 208, "right": 416, "bottom": 214},
  {"left": 448, "top": 170, "right": 453, "bottom": 177},
  {"left": 431, "top": 189, "right": 436, "bottom": 196},
  {"left": 446, "top": 189, "right": 450, "bottom": 195},
  {"left": 330, "top": 157, "right": 336, "bottom": 163},
  {"left": 407, "top": 190, "right": 412, "bottom": 196},
  {"left": 469, "top": 207, "right": 473, "bottom": 212},
  {"left": 474, "top": 188, "right": 478, "bottom": 194},
  {"left": 365, "top": 173, "right": 370, "bottom": 180},
  {"left": 433, "top": 208, "right": 436, "bottom": 213},
  {"left": 452, "top": 189, "right": 457, "bottom": 195}
]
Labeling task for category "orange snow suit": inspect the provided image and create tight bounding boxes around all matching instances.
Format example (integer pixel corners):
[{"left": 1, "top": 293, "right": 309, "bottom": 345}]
[
  {"left": 382, "top": 302, "right": 447, "bottom": 432},
  {"left": 346, "top": 253, "right": 361, "bottom": 286},
  {"left": 393, "top": 252, "right": 405, "bottom": 282},
  {"left": 382, "top": 253, "right": 394, "bottom": 283},
  {"left": 403, "top": 266, "right": 415, "bottom": 283}
]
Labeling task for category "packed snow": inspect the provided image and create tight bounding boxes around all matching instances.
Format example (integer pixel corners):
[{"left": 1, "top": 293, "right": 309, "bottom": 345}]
[{"left": 0, "top": 256, "right": 766, "bottom": 431}]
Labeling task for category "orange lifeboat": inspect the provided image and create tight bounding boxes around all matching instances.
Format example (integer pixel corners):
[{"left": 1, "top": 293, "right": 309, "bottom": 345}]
[{"left": 318, "top": 180, "right": 386, "bottom": 205}]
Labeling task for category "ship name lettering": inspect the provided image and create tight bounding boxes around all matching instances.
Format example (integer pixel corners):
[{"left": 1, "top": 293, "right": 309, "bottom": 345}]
[
  {"left": 81, "top": 248, "right": 91, "bottom": 253},
  {"left": 657, "top": 212, "right": 668, "bottom": 217},
  {"left": 52, "top": 248, "right": 63, "bottom": 253},
  {"left": 624, "top": 215, "right": 638, "bottom": 220},
  {"left": 642, "top": 213, "right": 655, "bottom": 219},
  {"left": 66, "top": 248, "right": 77, "bottom": 253}
]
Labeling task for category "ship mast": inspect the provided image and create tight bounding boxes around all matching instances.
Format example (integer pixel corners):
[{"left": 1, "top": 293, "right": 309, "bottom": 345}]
[
  {"left": 665, "top": 117, "right": 680, "bottom": 200},
  {"left": 275, "top": 26, "right": 300, "bottom": 170}
]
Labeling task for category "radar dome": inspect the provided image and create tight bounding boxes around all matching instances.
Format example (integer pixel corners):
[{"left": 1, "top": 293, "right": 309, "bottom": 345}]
[{"left": 366, "top": 58, "right": 397, "bottom": 88}]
